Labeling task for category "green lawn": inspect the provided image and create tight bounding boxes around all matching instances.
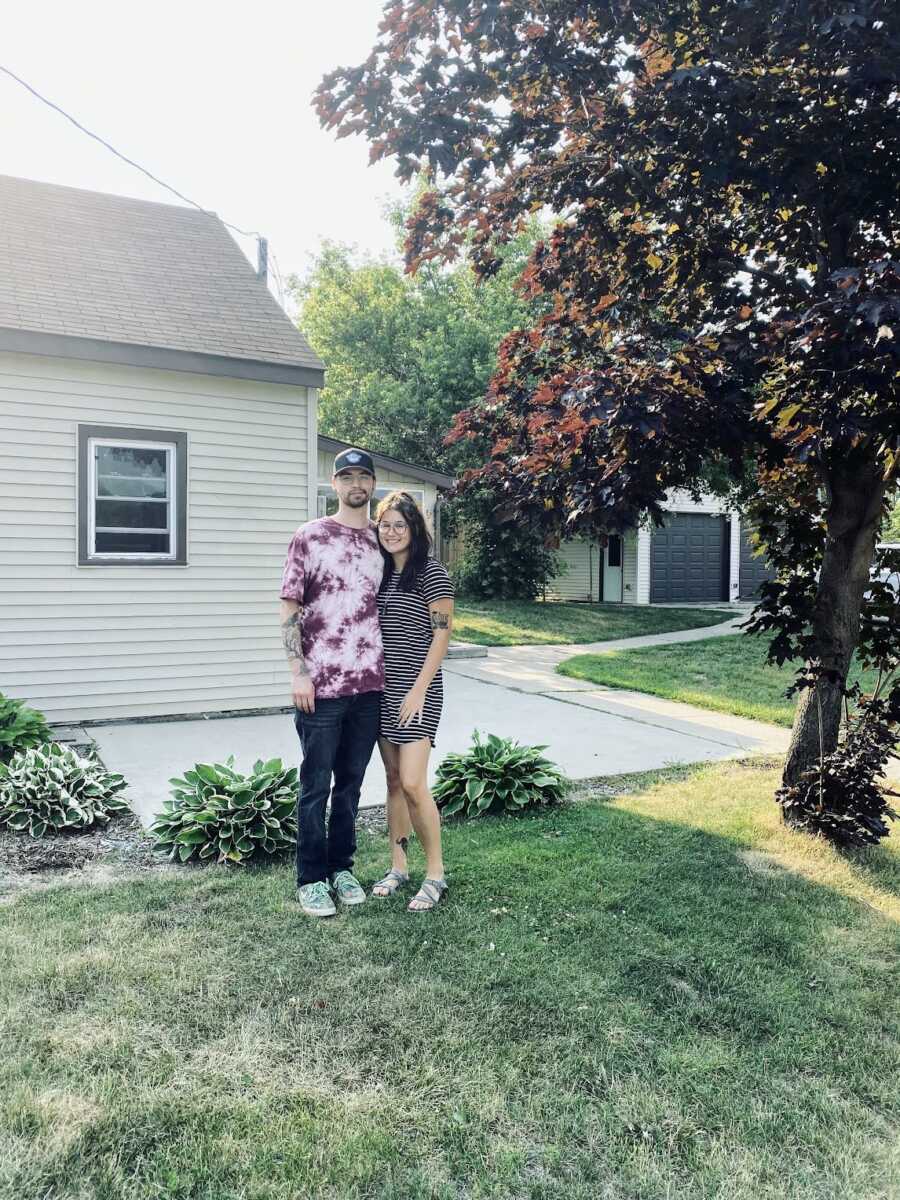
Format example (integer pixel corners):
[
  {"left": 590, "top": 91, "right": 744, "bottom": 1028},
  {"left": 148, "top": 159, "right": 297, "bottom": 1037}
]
[
  {"left": 558, "top": 634, "right": 881, "bottom": 727},
  {"left": 453, "top": 599, "right": 729, "bottom": 646},
  {"left": 3, "top": 761, "right": 899, "bottom": 1199}
]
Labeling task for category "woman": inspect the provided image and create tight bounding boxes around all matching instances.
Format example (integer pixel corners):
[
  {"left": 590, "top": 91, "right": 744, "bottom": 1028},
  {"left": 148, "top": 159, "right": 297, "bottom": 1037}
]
[{"left": 371, "top": 490, "right": 454, "bottom": 911}]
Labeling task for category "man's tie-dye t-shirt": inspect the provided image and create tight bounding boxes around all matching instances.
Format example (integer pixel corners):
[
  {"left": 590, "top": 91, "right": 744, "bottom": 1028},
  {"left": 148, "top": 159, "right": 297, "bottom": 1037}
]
[{"left": 280, "top": 518, "right": 385, "bottom": 698}]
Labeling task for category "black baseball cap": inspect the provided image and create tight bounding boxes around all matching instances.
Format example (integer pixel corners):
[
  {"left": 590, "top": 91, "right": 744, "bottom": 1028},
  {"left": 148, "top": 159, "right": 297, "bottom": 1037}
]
[{"left": 333, "top": 448, "right": 376, "bottom": 477}]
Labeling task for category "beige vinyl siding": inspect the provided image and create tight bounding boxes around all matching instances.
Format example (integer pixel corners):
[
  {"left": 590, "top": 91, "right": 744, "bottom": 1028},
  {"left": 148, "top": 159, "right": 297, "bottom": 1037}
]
[
  {"left": 621, "top": 531, "right": 640, "bottom": 604},
  {"left": 662, "top": 488, "right": 730, "bottom": 516},
  {"left": 0, "top": 351, "right": 311, "bottom": 723},
  {"left": 546, "top": 539, "right": 598, "bottom": 602}
]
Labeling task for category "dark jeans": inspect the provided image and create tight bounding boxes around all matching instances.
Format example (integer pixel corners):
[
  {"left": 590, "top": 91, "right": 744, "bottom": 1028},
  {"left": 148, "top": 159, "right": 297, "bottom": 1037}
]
[{"left": 293, "top": 691, "right": 380, "bottom": 887}]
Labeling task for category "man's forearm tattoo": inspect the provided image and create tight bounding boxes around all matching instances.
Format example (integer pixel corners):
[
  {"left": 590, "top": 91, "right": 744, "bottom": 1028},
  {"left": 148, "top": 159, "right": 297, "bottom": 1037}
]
[
  {"left": 281, "top": 609, "right": 310, "bottom": 676},
  {"left": 430, "top": 610, "right": 450, "bottom": 630}
]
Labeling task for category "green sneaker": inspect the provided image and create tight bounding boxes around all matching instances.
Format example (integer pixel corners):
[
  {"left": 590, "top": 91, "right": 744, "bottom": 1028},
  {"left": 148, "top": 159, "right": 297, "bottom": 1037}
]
[
  {"left": 330, "top": 870, "right": 366, "bottom": 906},
  {"left": 297, "top": 881, "right": 336, "bottom": 918}
]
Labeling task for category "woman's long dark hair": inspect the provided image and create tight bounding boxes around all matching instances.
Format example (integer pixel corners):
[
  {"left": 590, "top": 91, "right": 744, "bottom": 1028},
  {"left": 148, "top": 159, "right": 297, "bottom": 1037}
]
[{"left": 375, "top": 490, "right": 432, "bottom": 592}]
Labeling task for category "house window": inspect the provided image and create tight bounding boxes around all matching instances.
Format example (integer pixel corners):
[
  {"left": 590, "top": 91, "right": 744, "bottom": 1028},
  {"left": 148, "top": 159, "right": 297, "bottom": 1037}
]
[
  {"left": 78, "top": 425, "right": 188, "bottom": 566},
  {"left": 317, "top": 485, "right": 339, "bottom": 518},
  {"left": 372, "top": 486, "right": 425, "bottom": 516},
  {"left": 607, "top": 535, "right": 622, "bottom": 568}
]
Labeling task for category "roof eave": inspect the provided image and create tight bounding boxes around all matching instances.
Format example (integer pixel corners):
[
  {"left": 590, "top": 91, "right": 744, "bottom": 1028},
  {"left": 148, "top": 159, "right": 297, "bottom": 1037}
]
[
  {"left": 0, "top": 326, "right": 326, "bottom": 389},
  {"left": 317, "top": 434, "right": 455, "bottom": 489}
]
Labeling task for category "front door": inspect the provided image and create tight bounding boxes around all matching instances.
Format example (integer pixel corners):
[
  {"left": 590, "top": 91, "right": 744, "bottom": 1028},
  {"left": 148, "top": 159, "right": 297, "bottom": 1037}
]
[{"left": 603, "top": 535, "right": 623, "bottom": 602}]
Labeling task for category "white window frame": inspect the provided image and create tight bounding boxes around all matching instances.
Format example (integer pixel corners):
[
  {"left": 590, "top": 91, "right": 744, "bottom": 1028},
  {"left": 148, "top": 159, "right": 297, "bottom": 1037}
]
[
  {"left": 317, "top": 484, "right": 336, "bottom": 518},
  {"left": 86, "top": 437, "right": 180, "bottom": 567}
]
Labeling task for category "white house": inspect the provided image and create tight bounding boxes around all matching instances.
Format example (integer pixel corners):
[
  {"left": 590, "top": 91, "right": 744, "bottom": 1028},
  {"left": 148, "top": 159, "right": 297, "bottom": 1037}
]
[
  {"left": 0, "top": 174, "right": 443, "bottom": 729},
  {"left": 548, "top": 490, "right": 770, "bottom": 605}
]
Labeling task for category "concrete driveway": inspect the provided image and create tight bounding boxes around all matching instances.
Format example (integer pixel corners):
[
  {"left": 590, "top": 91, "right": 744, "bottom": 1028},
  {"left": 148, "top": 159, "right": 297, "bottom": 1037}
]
[{"left": 90, "top": 619, "right": 788, "bottom": 828}]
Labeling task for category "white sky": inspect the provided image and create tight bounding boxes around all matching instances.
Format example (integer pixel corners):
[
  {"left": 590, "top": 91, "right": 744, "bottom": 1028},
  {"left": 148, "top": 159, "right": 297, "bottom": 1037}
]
[{"left": 4, "top": 0, "right": 406, "bottom": 305}]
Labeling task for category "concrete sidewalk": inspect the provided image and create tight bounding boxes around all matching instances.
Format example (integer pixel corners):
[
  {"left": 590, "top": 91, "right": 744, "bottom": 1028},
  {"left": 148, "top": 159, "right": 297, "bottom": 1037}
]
[
  {"left": 444, "top": 614, "right": 745, "bottom": 693},
  {"left": 90, "top": 612, "right": 788, "bottom": 828}
]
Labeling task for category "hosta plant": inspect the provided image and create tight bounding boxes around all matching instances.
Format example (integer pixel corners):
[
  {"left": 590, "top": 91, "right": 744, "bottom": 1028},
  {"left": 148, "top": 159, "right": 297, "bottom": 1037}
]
[
  {"left": 433, "top": 731, "right": 568, "bottom": 819},
  {"left": 152, "top": 756, "right": 298, "bottom": 865},
  {"left": 0, "top": 742, "right": 129, "bottom": 837},
  {"left": 0, "top": 692, "right": 52, "bottom": 764}
]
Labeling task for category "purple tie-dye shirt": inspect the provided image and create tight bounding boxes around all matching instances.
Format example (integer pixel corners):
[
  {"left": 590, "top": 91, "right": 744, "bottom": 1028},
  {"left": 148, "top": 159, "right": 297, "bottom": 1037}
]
[{"left": 280, "top": 517, "right": 385, "bottom": 698}]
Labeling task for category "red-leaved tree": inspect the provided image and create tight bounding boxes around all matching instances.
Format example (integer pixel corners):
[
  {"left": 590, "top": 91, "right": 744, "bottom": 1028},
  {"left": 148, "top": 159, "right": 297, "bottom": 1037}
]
[{"left": 317, "top": 0, "right": 900, "bottom": 843}]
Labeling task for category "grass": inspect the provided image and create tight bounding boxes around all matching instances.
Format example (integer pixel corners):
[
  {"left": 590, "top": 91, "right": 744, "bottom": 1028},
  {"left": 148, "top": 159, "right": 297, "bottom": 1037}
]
[
  {"left": 558, "top": 634, "right": 882, "bottom": 727},
  {"left": 2, "top": 760, "right": 900, "bottom": 1199},
  {"left": 452, "top": 599, "right": 729, "bottom": 646}
]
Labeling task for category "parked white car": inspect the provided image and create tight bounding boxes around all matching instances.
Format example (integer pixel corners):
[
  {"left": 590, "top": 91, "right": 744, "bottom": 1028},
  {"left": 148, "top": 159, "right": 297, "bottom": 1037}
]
[{"left": 871, "top": 543, "right": 900, "bottom": 596}]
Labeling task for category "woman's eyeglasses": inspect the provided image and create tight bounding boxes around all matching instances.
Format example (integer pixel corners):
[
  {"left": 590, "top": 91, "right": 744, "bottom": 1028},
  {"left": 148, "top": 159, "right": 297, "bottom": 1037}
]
[{"left": 378, "top": 521, "right": 408, "bottom": 534}]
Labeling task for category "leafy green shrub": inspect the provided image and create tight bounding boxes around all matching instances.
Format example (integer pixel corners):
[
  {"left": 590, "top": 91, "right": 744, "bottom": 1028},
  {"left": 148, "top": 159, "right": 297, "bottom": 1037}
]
[
  {"left": 433, "top": 731, "right": 568, "bottom": 818},
  {"left": 0, "top": 743, "right": 129, "bottom": 837},
  {"left": 0, "top": 693, "right": 52, "bottom": 764},
  {"left": 152, "top": 756, "right": 298, "bottom": 865},
  {"left": 445, "top": 488, "right": 560, "bottom": 600}
]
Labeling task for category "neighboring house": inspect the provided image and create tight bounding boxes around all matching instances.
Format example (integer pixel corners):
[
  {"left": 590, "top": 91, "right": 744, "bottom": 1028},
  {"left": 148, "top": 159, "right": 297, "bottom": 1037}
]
[
  {"left": 315, "top": 435, "right": 453, "bottom": 539},
  {"left": 548, "top": 490, "right": 772, "bottom": 605},
  {"left": 0, "top": 174, "right": 327, "bottom": 725}
]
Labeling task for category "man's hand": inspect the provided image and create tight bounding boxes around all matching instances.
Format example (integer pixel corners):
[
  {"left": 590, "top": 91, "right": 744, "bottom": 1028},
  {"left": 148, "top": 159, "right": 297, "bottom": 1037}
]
[{"left": 292, "top": 673, "right": 316, "bottom": 714}]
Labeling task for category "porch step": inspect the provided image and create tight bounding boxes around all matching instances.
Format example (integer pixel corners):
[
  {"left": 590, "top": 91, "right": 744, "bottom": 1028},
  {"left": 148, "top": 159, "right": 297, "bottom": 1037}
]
[
  {"left": 446, "top": 641, "right": 488, "bottom": 660},
  {"left": 47, "top": 725, "right": 93, "bottom": 746}
]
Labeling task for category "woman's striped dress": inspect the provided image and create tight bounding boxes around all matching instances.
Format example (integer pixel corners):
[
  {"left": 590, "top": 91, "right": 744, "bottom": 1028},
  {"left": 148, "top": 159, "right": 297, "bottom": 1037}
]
[{"left": 377, "top": 558, "right": 455, "bottom": 747}]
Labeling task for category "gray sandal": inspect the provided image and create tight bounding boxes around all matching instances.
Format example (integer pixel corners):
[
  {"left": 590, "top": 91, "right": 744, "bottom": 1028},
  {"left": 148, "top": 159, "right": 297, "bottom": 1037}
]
[
  {"left": 407, "top": 878, "right": 448, "bottom": 912},
  {"left": 371, "top": 868, "right": 409, "bottom": 898}
]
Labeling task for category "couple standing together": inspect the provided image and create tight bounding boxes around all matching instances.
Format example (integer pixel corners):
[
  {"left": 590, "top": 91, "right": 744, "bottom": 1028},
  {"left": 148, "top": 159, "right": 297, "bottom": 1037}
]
[{"left": 279, "top": 448, "right": 454, "bottom": 918}]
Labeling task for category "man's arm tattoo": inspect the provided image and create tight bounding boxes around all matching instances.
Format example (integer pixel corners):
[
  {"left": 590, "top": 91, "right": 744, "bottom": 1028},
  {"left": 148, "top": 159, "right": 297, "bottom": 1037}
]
[
  {"left": 281, "top": 609, "right": 310, "bottom": 676},
  {"left": 430, "top": 610, "right": 451, "bottom": 630}
]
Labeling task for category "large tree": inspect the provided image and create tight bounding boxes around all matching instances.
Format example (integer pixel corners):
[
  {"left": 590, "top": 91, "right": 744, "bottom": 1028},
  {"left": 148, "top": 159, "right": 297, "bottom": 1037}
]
[{"left": 318, "top": 1, "right": 900, "bottom": 840}]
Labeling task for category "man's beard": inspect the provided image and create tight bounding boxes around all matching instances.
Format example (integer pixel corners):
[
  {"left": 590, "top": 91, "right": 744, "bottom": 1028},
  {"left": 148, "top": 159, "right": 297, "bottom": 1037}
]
[{"left": 344, "top": 492, "right": 370, "bottom": 508}]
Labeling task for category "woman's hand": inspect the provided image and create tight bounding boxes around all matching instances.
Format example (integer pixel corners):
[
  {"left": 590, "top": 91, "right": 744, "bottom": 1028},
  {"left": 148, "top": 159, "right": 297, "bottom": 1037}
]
[{"left": 398, "top": 684, "right": 427, "bottom": 727}]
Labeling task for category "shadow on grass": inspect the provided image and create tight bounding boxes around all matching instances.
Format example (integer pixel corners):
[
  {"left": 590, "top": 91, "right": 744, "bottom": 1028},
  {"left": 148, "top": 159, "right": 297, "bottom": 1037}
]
[
  {"left": 2, "top": 767, "right": 899, "bottom": 1200},
  {"left": 842, "top": 839, "right": 900, "bottom": 899}
]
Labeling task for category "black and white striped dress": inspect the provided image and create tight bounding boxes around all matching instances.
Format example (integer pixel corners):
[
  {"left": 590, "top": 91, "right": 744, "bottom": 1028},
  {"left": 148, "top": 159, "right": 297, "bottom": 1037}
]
[{"left": 377, "top": 558, "right": 455, "bottom": 747}]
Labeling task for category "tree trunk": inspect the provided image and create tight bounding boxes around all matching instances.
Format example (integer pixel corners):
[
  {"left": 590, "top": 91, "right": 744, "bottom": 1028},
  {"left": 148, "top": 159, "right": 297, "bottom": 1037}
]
[{"left": 782, "top": 458, "right": 887, "bottom": 787}]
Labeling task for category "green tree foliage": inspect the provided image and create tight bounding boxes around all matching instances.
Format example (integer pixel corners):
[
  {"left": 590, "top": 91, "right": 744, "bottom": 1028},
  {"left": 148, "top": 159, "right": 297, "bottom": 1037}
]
[
  {"left": 446, "top": 484, "right": 559, "bottom": 599},
  {"left": 292, "top": 210, "right": 540, "bottom": 474},
  {"left": 317, "top": 1, "right": 900, "bottom": 841}
]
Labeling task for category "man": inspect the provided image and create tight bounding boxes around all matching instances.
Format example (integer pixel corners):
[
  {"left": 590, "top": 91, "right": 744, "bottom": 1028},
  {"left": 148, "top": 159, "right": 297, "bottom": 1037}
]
[{"left": 280, "top": 448, "right": 384, "bottom": 917}]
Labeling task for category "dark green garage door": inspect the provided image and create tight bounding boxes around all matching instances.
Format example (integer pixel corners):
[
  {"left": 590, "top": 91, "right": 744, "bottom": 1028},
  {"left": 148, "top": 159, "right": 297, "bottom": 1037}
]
[
  {"left": 739, "top": 525, "right": 774, "bottom": 599},
  {"left": 650, "top": 513, "right": 727, "bottom": 603}
]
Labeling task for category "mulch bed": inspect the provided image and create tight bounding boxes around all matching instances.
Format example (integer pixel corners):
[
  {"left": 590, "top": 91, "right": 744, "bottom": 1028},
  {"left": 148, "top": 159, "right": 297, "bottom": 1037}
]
[
  {"left": 0, "top": 809, "right": 163, "bottom": 899},
  {"left": 0, "top": 804, "right": 389, "bottom": 900}
]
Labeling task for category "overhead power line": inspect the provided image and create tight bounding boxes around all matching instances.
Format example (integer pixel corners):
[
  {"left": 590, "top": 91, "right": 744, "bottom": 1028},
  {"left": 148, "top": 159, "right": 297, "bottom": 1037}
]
[{"left": 0, "top": 62, "right": 262, "bottom": 241}]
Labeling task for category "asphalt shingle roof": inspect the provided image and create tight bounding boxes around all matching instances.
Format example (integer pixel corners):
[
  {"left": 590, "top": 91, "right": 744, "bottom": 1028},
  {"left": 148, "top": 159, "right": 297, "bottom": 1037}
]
[{"left": 0, "top": 174, "right": 323, "bottom": 375}]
